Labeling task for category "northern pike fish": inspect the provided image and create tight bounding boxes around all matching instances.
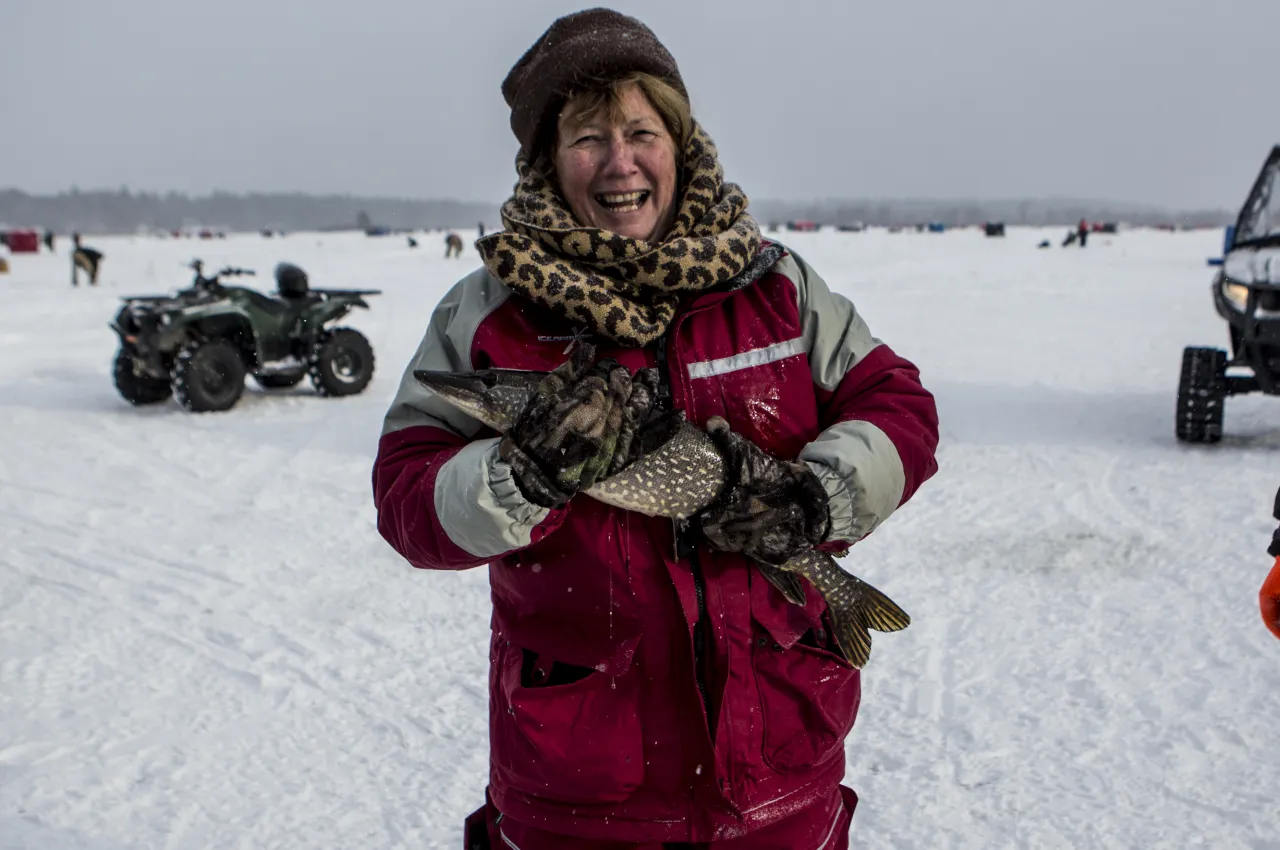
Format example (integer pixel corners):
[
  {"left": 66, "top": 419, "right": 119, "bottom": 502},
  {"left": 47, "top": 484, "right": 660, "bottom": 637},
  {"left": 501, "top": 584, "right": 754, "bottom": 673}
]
[{"left": 414, "top": 367, "right": 910, "bottom": 668}]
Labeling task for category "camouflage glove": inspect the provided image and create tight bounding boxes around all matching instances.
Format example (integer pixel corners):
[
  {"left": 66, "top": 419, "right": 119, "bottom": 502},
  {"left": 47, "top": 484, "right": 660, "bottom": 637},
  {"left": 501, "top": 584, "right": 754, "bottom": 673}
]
[
  {"left": 608, "top": 367, "right": 662, "bottom": 476},
  {"left": 697, "top": 416, "right": 832, "bottom": 565},
  {"left": 499, "top": 344, "right": 634, "bottom": 509}
]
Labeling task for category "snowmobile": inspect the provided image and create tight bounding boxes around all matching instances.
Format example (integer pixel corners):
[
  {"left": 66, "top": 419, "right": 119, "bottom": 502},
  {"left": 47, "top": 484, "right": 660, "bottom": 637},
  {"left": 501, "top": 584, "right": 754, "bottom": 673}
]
[
  {"left": 110, "top": 259, "right": 381, "bottom": 412},
  {"left": 1176, "top": 145, "right": 1280, "bottom": 443}
]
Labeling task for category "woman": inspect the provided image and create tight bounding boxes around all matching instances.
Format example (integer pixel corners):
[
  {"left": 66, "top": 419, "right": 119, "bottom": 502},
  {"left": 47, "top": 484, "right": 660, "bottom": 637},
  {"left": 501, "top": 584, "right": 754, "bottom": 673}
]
[{"left": 373, "top": 9, "right": 939, "bottom": 848}]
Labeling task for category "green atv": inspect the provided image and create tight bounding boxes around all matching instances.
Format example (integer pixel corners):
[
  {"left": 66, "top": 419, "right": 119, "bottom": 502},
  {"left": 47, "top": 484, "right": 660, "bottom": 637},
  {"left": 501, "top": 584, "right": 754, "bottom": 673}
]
[{"left": 110, "top": 260, "right": 381, "bottom": 412}]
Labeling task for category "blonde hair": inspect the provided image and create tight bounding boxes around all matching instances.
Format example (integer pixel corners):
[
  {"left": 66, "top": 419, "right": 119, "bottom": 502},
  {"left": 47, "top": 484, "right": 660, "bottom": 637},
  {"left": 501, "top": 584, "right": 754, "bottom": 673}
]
[{"left": 533, "top": 72, "right": 692, "bottom": 180}]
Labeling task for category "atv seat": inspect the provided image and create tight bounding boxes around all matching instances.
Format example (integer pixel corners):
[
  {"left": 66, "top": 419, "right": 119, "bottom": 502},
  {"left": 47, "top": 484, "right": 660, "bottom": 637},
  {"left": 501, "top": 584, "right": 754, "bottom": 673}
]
[
  {"left": 242, "top": 289, "right": 304, "bottom": 318},
  {"left": 278, "top": 290, "right": 325, "bottom": 306}
]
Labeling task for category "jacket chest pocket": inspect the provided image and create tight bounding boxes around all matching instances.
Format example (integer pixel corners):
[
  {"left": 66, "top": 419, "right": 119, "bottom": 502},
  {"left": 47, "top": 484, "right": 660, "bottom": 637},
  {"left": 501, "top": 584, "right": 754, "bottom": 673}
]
[{"left": 682, "top": 338, "right": 818, "bottom": 459}]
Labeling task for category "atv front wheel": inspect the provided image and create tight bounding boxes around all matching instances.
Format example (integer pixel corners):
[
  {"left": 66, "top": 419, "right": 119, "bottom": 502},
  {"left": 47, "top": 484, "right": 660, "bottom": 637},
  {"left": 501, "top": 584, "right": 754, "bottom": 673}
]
[
  {"left": 310, "top": 327, "right": 375, "bottom": 397},
  {"left": 173, "top": 339, "right": 247, "bottom": 412},
  {"left": 1176, "top": 346, "right": 1226, "bottom": 443},
  {"left": 113, "top": 349, "right": 171, "bottom": 405},
  {"left": 253, "top": 372, "right": 306, "bottom": 389}
]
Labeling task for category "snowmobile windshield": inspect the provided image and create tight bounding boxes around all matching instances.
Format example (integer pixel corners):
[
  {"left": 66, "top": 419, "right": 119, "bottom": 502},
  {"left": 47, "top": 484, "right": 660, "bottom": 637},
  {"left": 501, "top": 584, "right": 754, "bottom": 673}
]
[{"left": 1234, "top": 147, "right": 1280, "bottom": 249}]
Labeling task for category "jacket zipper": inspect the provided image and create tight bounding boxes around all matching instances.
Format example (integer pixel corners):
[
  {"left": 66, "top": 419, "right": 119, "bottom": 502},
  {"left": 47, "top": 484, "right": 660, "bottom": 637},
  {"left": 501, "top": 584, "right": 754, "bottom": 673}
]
[{"left": 654, "top": 331, "right": 712, "bottom": 735}]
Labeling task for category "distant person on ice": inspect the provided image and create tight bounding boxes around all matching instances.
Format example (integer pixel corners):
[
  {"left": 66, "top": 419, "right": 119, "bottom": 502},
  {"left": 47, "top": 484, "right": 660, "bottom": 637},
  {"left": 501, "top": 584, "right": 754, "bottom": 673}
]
[
  {"left": 372, "top": 8, "right": 938, "bottom": 849},
  {"left": 71, "top": 233, "right": 103, "bottom": 286},
  {"left": 444, "top": 232, "right": 464, "bottom": 258},
  {"left": 1262, "top": 486, "right": 1280, "bottom": 640},
  {"left": 1062, "top": 219, "right": 1090, "bottom": 248}
]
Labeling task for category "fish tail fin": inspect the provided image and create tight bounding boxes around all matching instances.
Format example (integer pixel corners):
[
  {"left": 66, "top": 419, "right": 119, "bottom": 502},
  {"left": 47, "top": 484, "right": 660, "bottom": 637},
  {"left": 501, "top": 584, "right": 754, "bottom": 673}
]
[
  {"left": 827, "top": 606, "right": 873, "bottom": 669},
  {"left": 828, "top": 575, "right": 911, "bottom": 669}
]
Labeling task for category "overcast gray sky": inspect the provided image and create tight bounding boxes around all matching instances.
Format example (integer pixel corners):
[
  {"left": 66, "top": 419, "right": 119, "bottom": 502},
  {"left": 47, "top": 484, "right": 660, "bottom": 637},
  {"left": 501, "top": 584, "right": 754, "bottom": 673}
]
[{"left": 4, "top": 0, "right": 1279, "bottom": 208}]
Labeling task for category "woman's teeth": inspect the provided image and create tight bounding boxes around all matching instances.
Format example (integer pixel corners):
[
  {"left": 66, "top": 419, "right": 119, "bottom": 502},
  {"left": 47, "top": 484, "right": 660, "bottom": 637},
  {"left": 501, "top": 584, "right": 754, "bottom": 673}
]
[{"left": 596, "top": 191, "right": 650, "bottom": 212}]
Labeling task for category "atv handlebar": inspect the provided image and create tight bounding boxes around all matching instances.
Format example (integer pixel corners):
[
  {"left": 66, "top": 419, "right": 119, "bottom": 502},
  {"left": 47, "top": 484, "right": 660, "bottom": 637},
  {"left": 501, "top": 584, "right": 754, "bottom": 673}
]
[{"left": 186, "top": 259, "right": 255, "bottom": 287}]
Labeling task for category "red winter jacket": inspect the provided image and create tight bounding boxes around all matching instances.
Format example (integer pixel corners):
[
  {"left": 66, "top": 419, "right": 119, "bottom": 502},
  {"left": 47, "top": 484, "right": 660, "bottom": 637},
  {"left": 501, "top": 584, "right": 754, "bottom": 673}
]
[{"left": 373, "top": 245, "right": 939, "bottom": 843}]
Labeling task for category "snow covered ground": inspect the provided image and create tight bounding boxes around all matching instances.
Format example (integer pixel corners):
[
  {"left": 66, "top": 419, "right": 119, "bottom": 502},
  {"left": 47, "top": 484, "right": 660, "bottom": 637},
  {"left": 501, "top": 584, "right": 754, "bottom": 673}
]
[{"left": 1, "top": 226, "right": 1276, "bottom": 849}]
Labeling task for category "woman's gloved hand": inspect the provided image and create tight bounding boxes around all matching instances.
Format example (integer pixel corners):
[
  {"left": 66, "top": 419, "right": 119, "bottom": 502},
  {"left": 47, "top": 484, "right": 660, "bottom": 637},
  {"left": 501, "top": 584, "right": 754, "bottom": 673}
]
[
  {"left": 697, "top": 416, "right": 832, "bottom": 565},
  {"left": 499, "top": 343, "right": 634, "bottom": 508}
]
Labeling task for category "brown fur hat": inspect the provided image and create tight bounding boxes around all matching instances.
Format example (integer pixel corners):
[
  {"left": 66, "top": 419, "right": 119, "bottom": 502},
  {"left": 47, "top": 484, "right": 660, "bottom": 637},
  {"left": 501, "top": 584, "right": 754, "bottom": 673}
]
[{"left": 501, "top": 8, "right": 687, "bottom": 158}]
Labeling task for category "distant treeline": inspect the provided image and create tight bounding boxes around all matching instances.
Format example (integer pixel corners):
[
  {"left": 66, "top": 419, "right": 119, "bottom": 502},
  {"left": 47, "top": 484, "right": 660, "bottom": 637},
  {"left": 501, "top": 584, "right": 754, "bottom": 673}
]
[
  {"left": 0, "top": 189, "right": 500, "bottom": 235},
  {"left": 750, "top": 198, "right": 1235, "bottom": 229},
  {"left": 0, "top": 188, "right": 1234, "bottom": 234}
]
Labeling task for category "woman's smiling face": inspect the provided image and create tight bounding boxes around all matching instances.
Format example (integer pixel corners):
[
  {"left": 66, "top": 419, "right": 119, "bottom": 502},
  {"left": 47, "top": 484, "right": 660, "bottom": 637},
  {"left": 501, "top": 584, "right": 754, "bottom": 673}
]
[{"left": 552, "top": 82, "right": 679, "bottom": 243}]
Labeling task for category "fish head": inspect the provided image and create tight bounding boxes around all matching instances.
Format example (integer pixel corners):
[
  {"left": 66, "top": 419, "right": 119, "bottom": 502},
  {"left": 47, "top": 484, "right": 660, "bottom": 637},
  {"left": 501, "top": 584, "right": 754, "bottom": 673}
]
[{"left": 412, "top": 368, "right": 546, "bottom": 432}]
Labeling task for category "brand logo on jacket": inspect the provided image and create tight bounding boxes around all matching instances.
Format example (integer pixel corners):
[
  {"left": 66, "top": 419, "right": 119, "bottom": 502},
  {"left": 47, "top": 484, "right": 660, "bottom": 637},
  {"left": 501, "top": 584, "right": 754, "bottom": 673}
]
[{"left": 537, "top": 326, "right": 593, "bottom": 354}]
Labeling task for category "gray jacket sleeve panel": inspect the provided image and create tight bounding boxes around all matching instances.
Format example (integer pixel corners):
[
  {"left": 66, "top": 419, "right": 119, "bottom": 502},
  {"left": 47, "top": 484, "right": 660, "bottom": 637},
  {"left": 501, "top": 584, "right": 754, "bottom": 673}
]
[
  {"left": 381, "top": 268, "right": 548, "bottom": 557},
  {"left": 434, "top": 438, "right": 551, "bottom": 558},
  {"left": 381, "top": 267, "right": 512, "bottom": 439},
  {"left": 773, "top": 250, "right": 883, "bottom": 393},
  {"left": 773, "top": 246, "right": 907, "bottom": 541},
  {"left": 801, "top": 421, "right": 906, "bottom": 543}
]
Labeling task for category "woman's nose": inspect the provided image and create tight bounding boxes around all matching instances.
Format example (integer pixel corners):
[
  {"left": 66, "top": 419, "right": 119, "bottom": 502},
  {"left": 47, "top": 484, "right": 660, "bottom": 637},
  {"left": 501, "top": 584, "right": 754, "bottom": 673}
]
[{"left": 600, "top": 135, "right": 639, "bottom": 175}]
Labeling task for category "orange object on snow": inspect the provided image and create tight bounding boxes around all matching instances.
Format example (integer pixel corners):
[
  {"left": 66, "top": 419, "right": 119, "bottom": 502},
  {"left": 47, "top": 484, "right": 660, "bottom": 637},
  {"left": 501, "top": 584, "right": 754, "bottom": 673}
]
[{"left": 1262, "top": 557, "right": 1280, "bottom": 640}]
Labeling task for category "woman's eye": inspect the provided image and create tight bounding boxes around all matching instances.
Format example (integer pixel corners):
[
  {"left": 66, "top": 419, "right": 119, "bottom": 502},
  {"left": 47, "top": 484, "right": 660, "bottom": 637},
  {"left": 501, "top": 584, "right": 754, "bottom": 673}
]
[{"left": 574, "top": 134, "right": 602, "bottom": 145}]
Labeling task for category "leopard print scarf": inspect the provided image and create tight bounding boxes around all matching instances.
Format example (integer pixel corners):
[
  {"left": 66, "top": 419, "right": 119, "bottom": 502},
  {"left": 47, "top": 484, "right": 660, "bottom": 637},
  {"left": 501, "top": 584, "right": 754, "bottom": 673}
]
[{"left": 476, "top": 122, "right": 761, "bottom": 348}]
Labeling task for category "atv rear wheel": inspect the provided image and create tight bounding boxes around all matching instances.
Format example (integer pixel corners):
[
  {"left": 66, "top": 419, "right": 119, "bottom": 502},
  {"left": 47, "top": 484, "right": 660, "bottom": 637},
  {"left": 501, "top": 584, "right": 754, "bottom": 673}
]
[
  {"left": 253, "top": 371, "right": 306, "bottom": 389},
  {"left": 113, "top": 349, "right": 171, "bottom": 405},
  {"left": 173, "top": 339, "right": 247, "bottom": 412},
  {"left": 310, "top": 327, "right": 374, "bottom": 397},
  {"left": 1176, "top": 346, "right": 1226, "bottom": 443}
]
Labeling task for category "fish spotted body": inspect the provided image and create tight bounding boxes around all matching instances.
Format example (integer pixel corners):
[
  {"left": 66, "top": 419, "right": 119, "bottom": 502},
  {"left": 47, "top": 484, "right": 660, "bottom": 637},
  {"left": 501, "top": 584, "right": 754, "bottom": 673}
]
[{"left": 414, "top": 367, "right": 910, "bottom": 668}]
